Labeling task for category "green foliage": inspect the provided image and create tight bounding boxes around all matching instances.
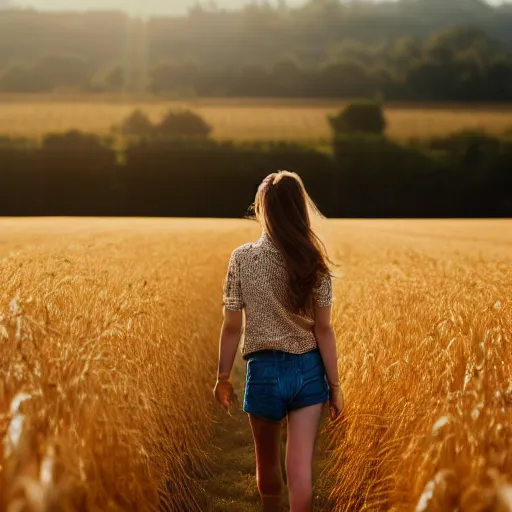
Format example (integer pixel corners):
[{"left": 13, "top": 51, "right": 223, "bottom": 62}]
[
  {"left": 329, "top": 100, "right": 386, "bottom": 136},
  {"left": 155, "top": 110, "right": 212, "bottom": 139}
]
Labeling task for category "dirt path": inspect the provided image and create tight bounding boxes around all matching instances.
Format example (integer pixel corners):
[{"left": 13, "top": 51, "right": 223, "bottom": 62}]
[{"left": 199, "top": 353, "right": 333, "bottom": 512}]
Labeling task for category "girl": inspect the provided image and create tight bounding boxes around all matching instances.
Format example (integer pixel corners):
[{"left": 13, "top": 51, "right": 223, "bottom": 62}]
[{"left": 214, "top": 171, "right": 344, "bottom": 512}]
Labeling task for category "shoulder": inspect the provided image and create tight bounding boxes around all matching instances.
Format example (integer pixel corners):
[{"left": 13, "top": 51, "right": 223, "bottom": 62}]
[
  {"left": 230, "top": 242, "right": 255, "bottom": 262},
  {"left": 315, "top": 271, "right": 332, "bottom": 287}
]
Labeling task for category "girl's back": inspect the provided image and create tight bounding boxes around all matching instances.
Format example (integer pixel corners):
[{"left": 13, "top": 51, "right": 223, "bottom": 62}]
[{"left": 224, "top": 232, "right": 332, "bottom": 356}]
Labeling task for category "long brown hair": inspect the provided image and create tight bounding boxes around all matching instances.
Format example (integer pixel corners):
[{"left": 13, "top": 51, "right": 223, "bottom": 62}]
[{"left": 253, "top": 171, "right": 332, "bottom": 314}]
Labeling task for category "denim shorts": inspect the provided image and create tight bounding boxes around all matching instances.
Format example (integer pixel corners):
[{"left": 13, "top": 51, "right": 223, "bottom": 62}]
[{"left": 243, "top": 349, "right": 329, "bottom": 422}]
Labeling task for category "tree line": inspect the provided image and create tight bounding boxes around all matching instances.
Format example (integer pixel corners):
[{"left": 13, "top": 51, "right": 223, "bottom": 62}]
[
  {"left": 1, "top": 1, "right": 512, "bottom": 100},
  {"left": 1, "top": 128, "right": 510, "bottom": 218},
  {"left": 147, "top": 28, "right": 512, "bottom": 101}
]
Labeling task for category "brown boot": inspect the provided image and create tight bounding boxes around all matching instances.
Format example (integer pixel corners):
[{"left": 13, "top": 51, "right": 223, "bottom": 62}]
[{"left": 261, "top": 494, "right": 284, "bottom": 512}]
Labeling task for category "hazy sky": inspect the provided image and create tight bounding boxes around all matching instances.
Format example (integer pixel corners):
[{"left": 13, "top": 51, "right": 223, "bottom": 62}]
[
  {"left": 12, "top": 0, "right": 509, "bottom": 16},
  {"left": 14, "top": 0, "right": 298, "bottom": 16}
]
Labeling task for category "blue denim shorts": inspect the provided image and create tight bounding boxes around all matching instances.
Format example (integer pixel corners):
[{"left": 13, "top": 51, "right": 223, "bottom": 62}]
[{"left": 243, "top": 349, "right": 329, "bottom": 422}]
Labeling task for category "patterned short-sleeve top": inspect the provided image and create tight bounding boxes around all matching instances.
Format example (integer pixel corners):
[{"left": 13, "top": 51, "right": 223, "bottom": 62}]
[{"left": 223, "top": 231, "right": 333, "bottom": 356}]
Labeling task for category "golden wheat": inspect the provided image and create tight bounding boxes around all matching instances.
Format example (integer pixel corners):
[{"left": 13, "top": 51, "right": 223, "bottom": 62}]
[
  {"left": 1, "top": 97, "right": 512, "bottom": 141},
  {"left": 0, "top": 219, "right": 252, "bottom": 511},
  {"left": 1, "top": 218, "right": 511, "bottom": 511},
  {"left": 321, "top": 220, "right": 512, "bottom": 511}
]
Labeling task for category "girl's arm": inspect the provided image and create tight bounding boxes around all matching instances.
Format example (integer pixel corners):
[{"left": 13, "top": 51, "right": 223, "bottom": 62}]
[
  {"left": 214, "top": 308, "right": 243, "bottom": 410},
  {"left": 314, "top": 305, "right": 344, "bottom": 419},
  {"left": 217, "top": 308, "right": 243, "bottom": 380},
  {"left": 314, "top": 305, "right": 340, "bottom": 387}
]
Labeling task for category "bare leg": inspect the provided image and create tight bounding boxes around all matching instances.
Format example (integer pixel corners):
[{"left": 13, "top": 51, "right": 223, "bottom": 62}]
[
  {"left": 286, "top": 404, "right": 323, "bottom": 512},
  {"left": 249, "top": 415, "right": 284, "bottom": 512}
]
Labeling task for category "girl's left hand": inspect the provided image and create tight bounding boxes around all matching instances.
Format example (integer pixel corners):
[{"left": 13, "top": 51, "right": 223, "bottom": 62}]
[
  {"left": 329, "top": 384, "right": 345, "bottom": 421},
  {"left": 214, "top": 379, "right": 238, "bottom": 411}
]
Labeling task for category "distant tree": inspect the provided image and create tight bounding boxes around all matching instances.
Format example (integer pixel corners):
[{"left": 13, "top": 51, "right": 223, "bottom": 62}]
[
  {"left": 329, "top": 99, "right": 386, "bottom": 136},
  {"left": 271, "top": 57, "right": 304, "bottom": 96},
  {"left": 43, "top": 130, "right": 111, "bottom": 151},
  {"left": 155, "top": 109, "right": 212, "bottom": 138},
  {"left": 487, "top": 56, "right": 512, "bottom": 100},
  {"left": 149, "top": 64, "right": 175, "bottom": 94},
  {"left": 89, "top": 64, "right": 125, "bottom": 92},
  {"left": 104, "top": 66, "right": 124, "bottom": 89},
  {"left": 33, "top": 56, "right": 89, "bottom": 91},
  {"left": 406, "top": 58, "right": 449, "bottom": 100},
  {"left": 0, "top": 57, "right": 89, "bottom": 92},
  {"left": 404, "top": 25, "right": 511, "bottom": 101},
  {"left": 319, "top": 60, "right": 375, "bottom": 98},
  {"left": 390, "top": 36, "right": 423, "bottom": 71},
  {"left": 398, "top": 0, "right": 492, "bottom": 24},
  {"left": 150, "top": 62, "right": 201, "bottom": 95},
  {"left": 0, "top": 65, "right": 39, "bottom": 92},
  {"left": 231, "top": 63, "right": 270, "bottom": 96},
  {"left": 327, "top": 40, "right": 381, "bottom": 67},
  {"left": 425, "top": 26, "right": 496, "bottom": 63},
  {"left": 369, "top": 65, "right": 400, "bottom": 100},
  {"left": 118, "top": 110, "right": 154, "bottom": 136}
]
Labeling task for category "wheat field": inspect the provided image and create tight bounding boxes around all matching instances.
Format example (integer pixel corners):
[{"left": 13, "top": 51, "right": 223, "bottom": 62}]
[
  {"left": 1, "top": 218, "right": 511, "bottom": 511},
  {"left": 1, "top": 96, "right": 512, "bottom": 141}
]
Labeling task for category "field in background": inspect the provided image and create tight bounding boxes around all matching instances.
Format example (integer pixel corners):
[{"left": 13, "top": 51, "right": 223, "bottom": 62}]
[
  {"left": 1, "top": 96, "right": 512, "bottom": 142},
  {"left": 1, "top": 219, "right": 511, "bottom": 511}
]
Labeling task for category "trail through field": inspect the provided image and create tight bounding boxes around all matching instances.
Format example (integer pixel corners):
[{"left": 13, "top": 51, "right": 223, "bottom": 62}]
[
  {"left": 199, "top": 354, "right": 333, "bottom": 512},
  {"left": 199, "top": 355, "right": 260, "bottom": 512}
]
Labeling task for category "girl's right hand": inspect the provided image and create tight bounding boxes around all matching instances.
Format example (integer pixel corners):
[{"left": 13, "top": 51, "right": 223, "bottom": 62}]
[
  {"left": 214, "top": 378, "right": 238, "bottom": 411},
  {"left": 329, "top": 384, "right": 344, "bottom": 421}
]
